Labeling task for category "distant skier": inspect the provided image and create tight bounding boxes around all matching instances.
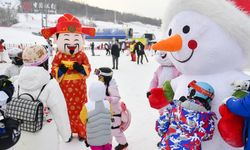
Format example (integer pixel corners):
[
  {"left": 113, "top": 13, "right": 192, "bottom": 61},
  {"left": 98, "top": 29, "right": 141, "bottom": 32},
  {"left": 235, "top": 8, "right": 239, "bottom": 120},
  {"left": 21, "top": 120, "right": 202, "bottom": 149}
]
[
  {"left": 134, "top": 40, "right": 145, "bottom": 64},
  {"left": 105, "top": 43, "right": 111, "bottom": 56},
  {"left": 90, "top": 42, "right": 95, "bottom": 56},
  {"left": 111, "top": 40, "right": 121, "bottom": 70},
  {"left": 0, "top": 39, "right": 6, "bottom": 63}
]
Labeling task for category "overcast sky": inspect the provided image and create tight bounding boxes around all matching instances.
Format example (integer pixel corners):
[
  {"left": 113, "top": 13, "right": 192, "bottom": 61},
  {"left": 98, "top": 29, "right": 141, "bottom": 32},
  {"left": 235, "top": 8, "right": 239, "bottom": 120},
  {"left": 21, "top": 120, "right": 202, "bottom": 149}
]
[{"left": 71, "top": 0, "right": 167, "bottom": 19}]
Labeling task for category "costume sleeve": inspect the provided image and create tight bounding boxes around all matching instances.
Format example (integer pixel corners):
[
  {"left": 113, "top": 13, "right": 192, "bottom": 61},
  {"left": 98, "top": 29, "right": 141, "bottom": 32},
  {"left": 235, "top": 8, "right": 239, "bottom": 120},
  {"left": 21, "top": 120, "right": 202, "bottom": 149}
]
[
  {"left": 81, "top": 52, "right": 91, "bottom": 78},
  {"left": 79, "top": 105, "right": 88, "bottom": 125},
  {"left": 47, "top": 79, "right": 71, "bottom": 142},
  {"left": 149, "top": 67, "right": 160, "bottom": 90},
  {"left": 226, "top": 93, "right": 250, "bottom": 117}
]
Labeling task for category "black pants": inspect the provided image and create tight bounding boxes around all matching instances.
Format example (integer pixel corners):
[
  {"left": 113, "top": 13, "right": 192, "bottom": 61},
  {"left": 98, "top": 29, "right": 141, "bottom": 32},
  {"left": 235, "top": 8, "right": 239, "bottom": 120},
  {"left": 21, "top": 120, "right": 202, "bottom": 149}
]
[
  {"left": 112, "top": 55, "right": 119, "bottom": 69},
  {"left": 91, "top": 48, "right": 95, "bottom": 56},
  {"left": 105, "top": 49, "right": 110, "bottom": 55},
  {"left": 137, "top": 54, "right": 143, "bottom": 64}
]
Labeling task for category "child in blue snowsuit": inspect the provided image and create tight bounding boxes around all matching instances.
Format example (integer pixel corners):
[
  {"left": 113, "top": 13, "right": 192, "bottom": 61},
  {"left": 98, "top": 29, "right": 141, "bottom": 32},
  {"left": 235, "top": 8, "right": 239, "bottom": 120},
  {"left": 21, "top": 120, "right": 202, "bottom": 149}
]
[
  {"left": 224, "top": 80, "right": 250, "bottom": 150},
  {"left": 156, "top": 80, "right": 217, "bottom": 150}
]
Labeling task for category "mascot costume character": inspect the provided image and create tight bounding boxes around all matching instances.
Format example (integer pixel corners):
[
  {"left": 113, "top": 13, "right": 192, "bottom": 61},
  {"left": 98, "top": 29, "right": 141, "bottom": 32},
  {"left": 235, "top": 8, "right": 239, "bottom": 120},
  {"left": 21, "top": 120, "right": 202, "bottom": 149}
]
[{"left": 41, "top": 13, "right": 95, "bottom": 140}]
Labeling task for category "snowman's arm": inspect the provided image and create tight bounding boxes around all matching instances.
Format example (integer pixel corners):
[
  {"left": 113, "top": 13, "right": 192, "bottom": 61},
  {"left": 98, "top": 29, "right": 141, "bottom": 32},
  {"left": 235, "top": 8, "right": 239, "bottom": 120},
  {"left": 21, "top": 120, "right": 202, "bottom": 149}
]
[
  {"left": 226, "top": 93, "right": 250, "bottom": 117},
  {"left": 149, "top": 67, "right": 160, "bottom": 90}
]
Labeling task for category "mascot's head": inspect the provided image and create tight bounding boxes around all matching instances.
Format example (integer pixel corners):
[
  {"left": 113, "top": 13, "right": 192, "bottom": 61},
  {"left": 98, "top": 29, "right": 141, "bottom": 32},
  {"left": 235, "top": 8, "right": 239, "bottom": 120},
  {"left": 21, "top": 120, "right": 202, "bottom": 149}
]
[{"left": 41, "top": 13, "right": 96, "bottom": 55}]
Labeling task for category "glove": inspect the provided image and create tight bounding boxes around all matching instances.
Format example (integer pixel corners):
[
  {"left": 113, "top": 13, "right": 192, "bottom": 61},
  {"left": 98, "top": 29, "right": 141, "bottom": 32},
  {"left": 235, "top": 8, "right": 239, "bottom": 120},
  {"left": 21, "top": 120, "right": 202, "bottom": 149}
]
[
  {"left": 231, "top": 80, "right": 250, "bottom": 91},
  {"left": 58, "top": 64, "right": 68, "bottom": 78},
  {"left": 73, "top": 62, "right": 87, "bottom": 75},
  {"left": 148, "top": 88, "right": 170, "bottom": 109},
  {"left": 146, "top": 91, "right": 151, "bottom": 98},
  {"left": 218, "top": 104, "right": 244, "bottom": 147}
]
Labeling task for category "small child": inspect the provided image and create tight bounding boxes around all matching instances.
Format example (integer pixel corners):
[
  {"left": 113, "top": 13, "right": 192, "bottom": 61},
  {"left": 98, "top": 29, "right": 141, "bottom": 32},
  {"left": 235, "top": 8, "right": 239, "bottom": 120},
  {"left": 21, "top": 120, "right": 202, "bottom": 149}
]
[
  {"left": 95, "top": 67, "right": 129, "bottom": 150},
  {"left": 4, "top": 47, "right": 23, "bottom": 79},
  {"left": 156, "top": 80, "right": 217, "bottom": 150},
  {"left": 80, "top": 81, "right": 112, "bottom": 150}
]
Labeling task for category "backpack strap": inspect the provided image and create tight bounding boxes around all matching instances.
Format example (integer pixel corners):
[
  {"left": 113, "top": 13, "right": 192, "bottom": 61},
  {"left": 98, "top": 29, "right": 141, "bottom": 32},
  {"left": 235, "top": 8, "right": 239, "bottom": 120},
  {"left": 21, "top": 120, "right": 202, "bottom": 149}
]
[
  {"left": 18, "top": 75, "right": 53, "bottom": 100},
  {"left": 36, "top": 75, "right": 53, "bottom": 100},
  {"left": 36, "top": 84, "right": 47, "bottom": 100}
]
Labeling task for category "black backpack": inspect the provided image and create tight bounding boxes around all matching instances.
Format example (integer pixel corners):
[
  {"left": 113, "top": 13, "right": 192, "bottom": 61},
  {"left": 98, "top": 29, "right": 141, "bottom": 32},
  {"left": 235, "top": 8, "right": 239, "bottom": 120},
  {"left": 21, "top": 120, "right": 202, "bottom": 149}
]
[
  {"left": 5, "top": 85, "right": 47, "bottom": 133},
  {"left": 0, "top": 110, "right": 21, "bottom": 150}
]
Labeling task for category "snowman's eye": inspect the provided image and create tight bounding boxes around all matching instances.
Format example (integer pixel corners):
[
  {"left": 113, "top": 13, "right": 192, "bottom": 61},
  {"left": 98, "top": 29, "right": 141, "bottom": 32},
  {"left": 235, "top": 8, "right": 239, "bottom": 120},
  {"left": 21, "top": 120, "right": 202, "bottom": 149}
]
[
  {"left": 168, "top": 28, "right": 172, "bottom": 36},
  {"left": 183, "top": 25, "right": 190, "bottom": 34}
]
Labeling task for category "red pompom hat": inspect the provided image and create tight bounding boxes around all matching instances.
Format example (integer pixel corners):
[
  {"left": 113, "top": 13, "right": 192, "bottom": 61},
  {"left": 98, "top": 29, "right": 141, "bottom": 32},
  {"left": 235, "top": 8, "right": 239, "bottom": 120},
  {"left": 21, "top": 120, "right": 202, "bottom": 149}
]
[{"left": 41, "top": 13, "right": 96, "bottom": 39}]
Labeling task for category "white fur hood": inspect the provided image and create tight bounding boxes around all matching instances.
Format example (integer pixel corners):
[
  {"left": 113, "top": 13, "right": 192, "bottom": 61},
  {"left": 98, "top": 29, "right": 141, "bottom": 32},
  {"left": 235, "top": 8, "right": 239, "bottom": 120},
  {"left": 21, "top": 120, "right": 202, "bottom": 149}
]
[
  {"left": 18, "top": 66, "right": 50, "bottom": 91},
  {"left": 88, "top": 81, "right": 106, "bottom": 102}
]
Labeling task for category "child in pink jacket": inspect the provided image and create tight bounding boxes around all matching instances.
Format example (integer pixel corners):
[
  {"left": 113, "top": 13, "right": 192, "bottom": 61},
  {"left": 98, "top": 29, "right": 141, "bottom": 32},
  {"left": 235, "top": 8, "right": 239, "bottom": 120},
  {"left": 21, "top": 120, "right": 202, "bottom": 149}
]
[{"left": 95, "top": 67, "right": 128, "bottom": 150}]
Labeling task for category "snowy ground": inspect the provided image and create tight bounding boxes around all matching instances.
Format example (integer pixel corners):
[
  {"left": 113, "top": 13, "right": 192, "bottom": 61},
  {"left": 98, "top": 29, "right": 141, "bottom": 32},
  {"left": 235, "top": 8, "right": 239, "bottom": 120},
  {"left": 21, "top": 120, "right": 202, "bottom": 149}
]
[{"left": 0, "top": 49, "right": 161, "bottom": 150}]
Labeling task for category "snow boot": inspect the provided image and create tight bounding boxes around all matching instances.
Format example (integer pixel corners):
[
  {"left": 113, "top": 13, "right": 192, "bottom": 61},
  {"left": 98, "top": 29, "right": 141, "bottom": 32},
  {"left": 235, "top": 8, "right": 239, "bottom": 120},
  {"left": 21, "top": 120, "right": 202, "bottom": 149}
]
[{"left": 115, "top": 143, "right": 128, "bottom": 150}]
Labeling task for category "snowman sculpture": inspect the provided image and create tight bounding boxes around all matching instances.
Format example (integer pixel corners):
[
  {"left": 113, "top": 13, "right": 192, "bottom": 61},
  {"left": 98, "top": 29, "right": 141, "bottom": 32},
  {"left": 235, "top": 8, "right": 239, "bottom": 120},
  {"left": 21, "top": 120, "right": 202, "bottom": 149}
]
[{"left": 151, "top": 0, "right": 250, "bottom": 149}]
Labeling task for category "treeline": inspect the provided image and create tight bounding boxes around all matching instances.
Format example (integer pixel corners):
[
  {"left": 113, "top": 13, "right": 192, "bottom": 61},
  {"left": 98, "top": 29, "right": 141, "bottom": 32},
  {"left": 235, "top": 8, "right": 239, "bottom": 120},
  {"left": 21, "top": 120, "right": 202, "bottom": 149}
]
[
  {"left": 20, "top": 0, "right": 161, "bottom": 26},
  {"left": 0, "top": 7, "right": 18, "bottom": 26}
]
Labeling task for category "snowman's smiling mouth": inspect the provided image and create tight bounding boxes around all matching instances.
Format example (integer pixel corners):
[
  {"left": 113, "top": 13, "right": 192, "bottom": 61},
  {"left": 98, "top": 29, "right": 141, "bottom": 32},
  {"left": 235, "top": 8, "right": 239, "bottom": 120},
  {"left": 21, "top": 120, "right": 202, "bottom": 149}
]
[
  {"left": 161, "top": 54, "right": 167, "bottom": 59},
  {"left": 171, "top": 50, "right": 194, "bottom": 63}
]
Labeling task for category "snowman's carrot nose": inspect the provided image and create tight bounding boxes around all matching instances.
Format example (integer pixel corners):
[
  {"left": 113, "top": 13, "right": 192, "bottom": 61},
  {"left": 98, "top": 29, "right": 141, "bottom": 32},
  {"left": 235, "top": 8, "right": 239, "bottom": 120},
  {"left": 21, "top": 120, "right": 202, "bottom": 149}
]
[{"left": 152, "top": 34, "right": 182, "bottom": 52}]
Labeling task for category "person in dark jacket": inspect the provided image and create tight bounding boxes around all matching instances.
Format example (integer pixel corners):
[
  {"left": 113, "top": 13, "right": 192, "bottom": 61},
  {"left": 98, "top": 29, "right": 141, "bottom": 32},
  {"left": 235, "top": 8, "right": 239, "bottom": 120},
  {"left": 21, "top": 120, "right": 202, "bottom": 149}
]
[
  {"left": 90, "top": 42, "right": 95, "bottom": 56},
  {"left": 134, "top": 41, "right": 145, "bottom": 64},
  {"left": 111, "top": 40, "right": 120, "bottom": 70}
]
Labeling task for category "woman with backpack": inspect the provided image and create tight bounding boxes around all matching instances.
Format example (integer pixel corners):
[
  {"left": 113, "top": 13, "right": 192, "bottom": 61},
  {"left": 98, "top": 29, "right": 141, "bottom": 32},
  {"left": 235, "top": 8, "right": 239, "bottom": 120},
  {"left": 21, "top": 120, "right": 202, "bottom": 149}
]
[
  {"left": 94, "top": 67, "right": 128, "bottom": 150},
  {"left": 13, "top": 45, "right": 72, "bottom": 150}
]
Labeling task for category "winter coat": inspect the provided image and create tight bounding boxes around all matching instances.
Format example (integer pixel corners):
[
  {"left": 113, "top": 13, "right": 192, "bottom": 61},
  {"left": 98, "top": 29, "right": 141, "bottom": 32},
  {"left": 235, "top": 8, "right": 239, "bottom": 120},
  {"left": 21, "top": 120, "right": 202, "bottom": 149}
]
[
  {"left": 106, "top": 78, "right": 127, "bottom": 144},
  {"left": 13, "top": 66, "right": 71, "bottom": 150},
  {"left": 134, "top": 42, "right": 145, "bottom": 55},
  {"left": 4, "top": 64, "right": 23, "bottom": 79},
  {"left": 80, "top": 81, "right": 112, "bottom": 146},
  {"left": 111, "top": 43, "right": 120, "bottom": 57},
  {"left": 156, "top": 99, "right": 216, "bottom": 150},
  {"left": 226, "top": 93, "right": 250, "bottom": 150},
  {"left": 149, "top": 65, "right": 180, "bottom": 90},
  {"left": 51, "top": 51, "right": 91, "bottom": 138}
]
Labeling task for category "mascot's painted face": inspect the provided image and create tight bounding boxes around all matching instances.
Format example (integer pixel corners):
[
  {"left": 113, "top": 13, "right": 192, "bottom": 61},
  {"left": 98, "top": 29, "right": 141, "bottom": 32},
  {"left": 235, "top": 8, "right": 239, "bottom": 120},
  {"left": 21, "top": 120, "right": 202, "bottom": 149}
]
[
  {"left": 55, "top": 33, "right": 84, "bottom": 55},
  {"left": 155, "top": 51, "right": 173, "bottom": 66}
]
